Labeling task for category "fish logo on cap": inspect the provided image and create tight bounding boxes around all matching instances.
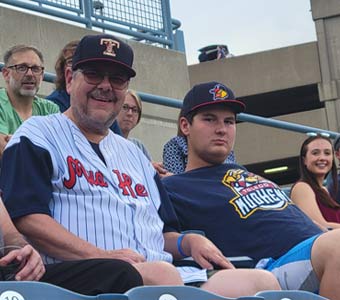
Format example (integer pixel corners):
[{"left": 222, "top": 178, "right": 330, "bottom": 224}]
[
  {"left": 209, "top": 84, "right": 229, "bottom": 101},
  {"left": 100, "top": 38, "right": 120, "bottom": 57}
]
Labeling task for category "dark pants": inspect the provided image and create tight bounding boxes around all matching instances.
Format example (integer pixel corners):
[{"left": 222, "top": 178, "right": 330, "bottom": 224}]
[{"left": 41, "top": 259, "right": 143, "bottom": 295}]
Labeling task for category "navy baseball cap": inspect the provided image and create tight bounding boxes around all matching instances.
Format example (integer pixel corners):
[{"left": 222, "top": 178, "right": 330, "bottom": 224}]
[
  {"left": 181, "top": 81, "right": 245, "bottom": 116},
  {"left": 72, "top": 34, "right": 136, "bottom": 78}
]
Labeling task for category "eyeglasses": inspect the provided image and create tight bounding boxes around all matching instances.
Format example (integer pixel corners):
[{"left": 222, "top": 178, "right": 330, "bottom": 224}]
[
  {"left": 79, "top": 69, "right": 129, "bottom": 90},
  {"left": 7, "top": 64, "right": 44, "bottom": 75},
  {"left": 306, "top": 132, "right": 330, "bottom": 138},
  {"left": 122, "top": 104, "right": 140, "bottom": 114}
]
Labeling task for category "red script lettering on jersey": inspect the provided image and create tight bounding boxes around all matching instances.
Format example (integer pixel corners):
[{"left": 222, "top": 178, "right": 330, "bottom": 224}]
[
  {"left": 63, "top": 156, "right": 108, "bottom": 189},
  {"left": 113, "top": 170, "right": 148, "bottom": 198}
]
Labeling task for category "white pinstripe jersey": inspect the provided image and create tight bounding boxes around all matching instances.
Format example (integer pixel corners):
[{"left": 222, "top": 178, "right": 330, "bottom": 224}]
[{"left": 7, "top": 114, "right": 172, "bottom": 264}]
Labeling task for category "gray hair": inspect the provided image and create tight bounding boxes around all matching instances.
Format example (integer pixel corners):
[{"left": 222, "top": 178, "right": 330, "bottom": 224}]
[{"left": 4, "top": 45, "right": 44, "bottom": 66}]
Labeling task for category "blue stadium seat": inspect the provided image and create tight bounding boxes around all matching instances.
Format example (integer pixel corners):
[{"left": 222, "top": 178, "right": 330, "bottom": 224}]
[
  {"left": 0, "top": 281, "right": 128, "bottom": 300},
  {"left": 255, "top": 290, "right": 329, "bottom": 300},
  {"left": 126, "top": 285, "right": 262, "bottom": 300}
]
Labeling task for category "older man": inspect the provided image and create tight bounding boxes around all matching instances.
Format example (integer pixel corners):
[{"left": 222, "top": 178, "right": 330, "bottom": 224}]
[
  {"left": 0, "top": 34, "right": 280, "bottom": 297},
  {"left": 0, "top": 193, "right": 142, "bottom": 293},
  {"left": 0, "top": 45, "right": 59, "bottom": 157}
]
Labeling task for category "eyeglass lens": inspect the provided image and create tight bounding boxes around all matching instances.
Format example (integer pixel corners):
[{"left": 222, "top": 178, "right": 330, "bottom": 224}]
[{"left": 8, "top": 64, "right": 44, "bottom": 74}]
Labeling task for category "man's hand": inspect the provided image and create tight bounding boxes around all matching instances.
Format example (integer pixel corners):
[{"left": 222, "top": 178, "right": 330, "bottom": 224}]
[
  {"left": 183, "top": 234, "right": 235, "bottom": 270},
  {"left": 0, "top": 244, "right": 45, "bottom": 281},
  {"left": 102, "top": 248, "right": 146, "bottom": 265},
  {"left": 152, "top": 162, "right": 173, "bottom": 178},
  {"left": 0, "top": 133, "right": 11, "bottom": 157}
]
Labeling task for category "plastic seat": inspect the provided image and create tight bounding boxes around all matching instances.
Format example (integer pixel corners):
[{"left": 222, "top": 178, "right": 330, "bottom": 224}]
[
  {"left": 126, "top": 285, "right": 262, "bottom": 300},
  {"left": 0, "top": 281, "right": 128, "bottom": 300},
  {"left": 255, "top": 290, "right": 329, "bottom": 300}
]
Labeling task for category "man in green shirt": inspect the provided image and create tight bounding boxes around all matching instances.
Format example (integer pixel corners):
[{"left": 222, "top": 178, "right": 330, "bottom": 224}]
[{"left": 0, "top": 45, "right": 59, "bottom": 157}]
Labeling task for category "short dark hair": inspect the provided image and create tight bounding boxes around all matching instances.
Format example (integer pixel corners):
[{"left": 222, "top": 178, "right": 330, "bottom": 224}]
[{"left": 4, "top": 45, "right": 44, "bottom": 66}]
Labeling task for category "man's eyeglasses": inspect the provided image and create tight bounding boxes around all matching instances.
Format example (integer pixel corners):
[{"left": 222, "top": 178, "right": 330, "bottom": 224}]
[
  {"left": 79, "top": 69, "right": 129, "bottom": 90},
  {"left": 122, "top": 104, "right": 140, "bottom": 115},
  {"left": 7, "top": 64, "right": 44, "bottom": 75}
]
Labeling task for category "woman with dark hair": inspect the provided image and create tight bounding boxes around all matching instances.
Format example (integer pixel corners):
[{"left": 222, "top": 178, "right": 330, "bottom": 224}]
[{"left": 290, "top": 134, "right": 340, "bottom": 229}]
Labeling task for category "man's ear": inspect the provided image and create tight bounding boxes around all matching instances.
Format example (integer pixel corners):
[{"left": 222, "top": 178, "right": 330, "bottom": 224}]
[
  {"left": 2, "top": 67, "right": 10, "bottom": 83},
  {"left": 65, "top": 67, "right": 73, "bottom": 94},
  {"left": 335, "top": 149, "right": 340, "bottom": 161},
  {"left": 179, "top": 116, "right": 190, "bottom": 136}
]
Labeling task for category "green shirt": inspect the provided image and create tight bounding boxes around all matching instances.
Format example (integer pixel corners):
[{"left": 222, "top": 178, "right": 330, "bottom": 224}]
[{"left": 0, "top": 88, "right": 60, "bottom": 134}]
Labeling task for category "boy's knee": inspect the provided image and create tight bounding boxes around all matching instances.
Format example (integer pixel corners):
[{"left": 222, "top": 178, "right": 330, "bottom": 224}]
[{"left": 256, "top": 270, "right": 281, "bottom": 290}]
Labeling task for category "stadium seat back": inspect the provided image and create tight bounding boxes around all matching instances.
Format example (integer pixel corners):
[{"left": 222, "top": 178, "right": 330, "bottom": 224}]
[
  {"left": 0, "top": 281, "right": 128, "bottom": 300},
  {"left": 255, "top": 290, "right": 329, "bottom": 300},
  {"left": 126, "top": 285, "right": 262, "bottom": 300}
]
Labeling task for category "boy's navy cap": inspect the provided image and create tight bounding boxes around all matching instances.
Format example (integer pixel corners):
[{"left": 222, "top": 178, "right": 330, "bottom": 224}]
[
  {"left": 72, "top": 34, "right": 136, "bottom": 78},
  {"left": 181, "top": 81, "right": 245, "bottom": 116}
]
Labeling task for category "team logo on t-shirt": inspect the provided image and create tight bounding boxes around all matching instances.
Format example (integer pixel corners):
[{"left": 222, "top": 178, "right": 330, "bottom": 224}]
[{"left": 222, "top": 169, "right": 291, "bottom": 218}]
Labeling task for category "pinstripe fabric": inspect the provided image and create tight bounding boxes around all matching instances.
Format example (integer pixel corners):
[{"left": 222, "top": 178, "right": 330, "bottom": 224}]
[{"left": 8, "top": 114, "right": 172, "bottom": 264}]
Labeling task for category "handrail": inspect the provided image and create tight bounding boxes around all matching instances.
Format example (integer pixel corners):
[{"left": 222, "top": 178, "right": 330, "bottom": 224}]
[
  {"left": 0, "top": 63, "right": 338, "bottom": 139},
  {"left": 0, "top": 0, "right": 180, "bottom": 50}
]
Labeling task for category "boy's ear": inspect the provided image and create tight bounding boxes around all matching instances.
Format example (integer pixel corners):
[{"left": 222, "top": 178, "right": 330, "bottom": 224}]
[{"left": 179, "top": 116, "right": 190, "bottom": 136}]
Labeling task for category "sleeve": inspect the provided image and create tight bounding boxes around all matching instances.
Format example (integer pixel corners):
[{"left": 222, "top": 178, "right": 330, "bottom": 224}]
[
  {"left": 162, "top": 138, "right": 186, "bottom": 174},
  {"left": 110, "top": 120, "right": 123, "bottom": 136},
  {"left": 0, "top": 136, "right": 54, "bottom": 219},
  {"left": 0, "top": 104, "right": 9, "bottom": 134},
  {"left": 49, "top": 101, "right": 60, "bottom": 114},
  {"left": 154, "top": 173, "right": 181, "bottom": 233},
  {"left": 136, "top": 141, "right": 152, "bottom": 161}
]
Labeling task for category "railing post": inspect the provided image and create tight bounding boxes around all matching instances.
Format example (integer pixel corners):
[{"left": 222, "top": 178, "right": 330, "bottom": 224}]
[
  {"left": 83, "top": 0, "right": 93, "bottom": 29},
  {"left": 161, "top": 0, "right": 174, "bottom": 48}
]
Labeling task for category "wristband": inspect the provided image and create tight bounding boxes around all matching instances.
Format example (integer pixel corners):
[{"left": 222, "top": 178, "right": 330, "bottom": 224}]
[{"left": 177, "top": 234, "right": 188, "bottom": 257}]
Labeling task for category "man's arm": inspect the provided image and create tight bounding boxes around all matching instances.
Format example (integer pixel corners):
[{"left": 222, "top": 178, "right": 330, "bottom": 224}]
[
  {"left": 163, "top": 232, "right": 234, "bottom": 270},
  {"left": 155, "top": 175, "right": 234, "bottom": 270},
  {"left": 14, "top": 213, "right": 145, "bottom": 264},
  {"left": 0, "top": 198, "right": 45, "bottom": 280},
  {"left": 0, "top": 135, "right": 144, "bottom": 265}
]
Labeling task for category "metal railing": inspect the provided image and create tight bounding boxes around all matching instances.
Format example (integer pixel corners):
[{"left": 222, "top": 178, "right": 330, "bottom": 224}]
[
  {"left": 0, "top": 0, "right": 184, "bottom": 50},
  {"left": 0, "top": 62, "right": 337, "bottom": 138}
]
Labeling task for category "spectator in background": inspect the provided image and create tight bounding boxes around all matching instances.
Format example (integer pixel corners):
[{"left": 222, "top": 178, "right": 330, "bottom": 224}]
[
  {"left": 328, "top": 135, "right": 340, "bottom": 204},
  {"left": 117, "top": 90, "right": 170, "bottom": 177},
  {"left": 46, "top": 40, "right": 122, "bottom": 135},
  {"left": 117, "top": 90, "right": 152, "bottom": 159},
  {"left": 291, "top": 134, "right": 340, "bottom": 228},
  {"left": 216, "top": 45, "right": 227, "bottom": 60},
  {"left": 0, "top": 45, "right": 59, "bottom": 157}
]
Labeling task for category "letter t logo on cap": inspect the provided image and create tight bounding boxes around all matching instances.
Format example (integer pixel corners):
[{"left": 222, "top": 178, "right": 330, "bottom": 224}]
[{"left": 100, "top": 38, "right": 120, "bottom": 57}]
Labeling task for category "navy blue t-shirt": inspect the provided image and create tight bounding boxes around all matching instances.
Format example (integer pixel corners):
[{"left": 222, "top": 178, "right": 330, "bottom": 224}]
[{"left": 163, "top": 164, "right": 322, "bottom": 262}]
